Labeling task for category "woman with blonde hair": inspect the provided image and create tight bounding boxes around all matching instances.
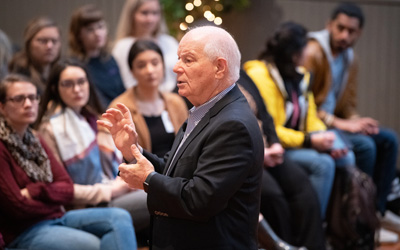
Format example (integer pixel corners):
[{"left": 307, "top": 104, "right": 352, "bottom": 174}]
[
  {"left": 9, "top": 17, "right": 61, "bottom": 94},
  {"left": 112, "top": 0, "right": 178, "bottom": 92},
  {"left": 68, "top": 4, "right": 125, "bottom": 107}
]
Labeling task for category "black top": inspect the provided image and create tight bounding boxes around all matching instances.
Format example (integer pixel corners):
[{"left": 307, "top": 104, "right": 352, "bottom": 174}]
[{"left": 143, "top": 115, "right": 175, "bottom": 158}]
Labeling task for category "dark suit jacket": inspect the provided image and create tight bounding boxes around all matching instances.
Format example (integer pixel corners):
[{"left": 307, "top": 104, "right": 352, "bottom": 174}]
[{"left": 143, "top": 85, "right": 264, "bottom": 250}]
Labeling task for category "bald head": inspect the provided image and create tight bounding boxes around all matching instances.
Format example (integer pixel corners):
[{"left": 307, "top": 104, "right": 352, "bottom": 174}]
[{"left": 182, "top": 26, "right": 241, "bottom": 83}]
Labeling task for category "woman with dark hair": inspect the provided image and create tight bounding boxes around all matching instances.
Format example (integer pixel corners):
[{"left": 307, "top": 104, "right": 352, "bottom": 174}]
[
  {"left": 9, "top": 17, "right": 61, "bottom": 93},
  {"left": 244, "top": 22, "right": 356, "bottom": 218},
  {"left": 34, "top": 59, "right": 148, "bottom": 238},
  {"left": 105, "top": 39, "right": 187, "bottom": 157},
  {"left": 69, "top": 4, "right": 125, "bottom": 107},
  {"left": 0, "top": 74, "right": 136, "bottom": 250}
]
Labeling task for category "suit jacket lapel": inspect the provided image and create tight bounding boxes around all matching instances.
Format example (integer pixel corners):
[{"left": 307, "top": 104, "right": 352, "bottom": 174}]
[{"left": 164, "top": 85, "right": 243, "bottom": 176}]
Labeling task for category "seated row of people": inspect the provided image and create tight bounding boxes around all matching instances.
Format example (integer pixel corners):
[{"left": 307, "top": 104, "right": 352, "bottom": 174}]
[{"left": 0, "top": 1, "right": 398, "bottom": 250}]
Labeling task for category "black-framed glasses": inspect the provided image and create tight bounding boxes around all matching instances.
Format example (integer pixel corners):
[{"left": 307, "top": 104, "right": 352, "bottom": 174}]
[
  {"left": 59, "top": 77, "right": 88, "bottom": 89},
  {"left": 6, "top": 94, "right": 40, "bottom": 105}
]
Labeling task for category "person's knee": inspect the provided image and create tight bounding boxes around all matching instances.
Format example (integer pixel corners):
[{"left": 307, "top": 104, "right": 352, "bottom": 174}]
[
  {"left": 107, "top": 207, "right": 133, "bottom": 225},
  {"left": 30, "top": 227, "right": 101, "bottom": 250},
  {"left": 356, "top": 135, "right": 376, "bottom": 154},
  {"left": 316, "top": 154, "right": 335, "bottom": 177},
  {"left": 380, "top": 128, "right": 398, "bottom": 151}
]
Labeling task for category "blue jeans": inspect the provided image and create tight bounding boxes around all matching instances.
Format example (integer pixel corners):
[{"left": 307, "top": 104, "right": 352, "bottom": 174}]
[
  {"left": 7, "top": 207, "right": 137, "bottom": 250},
  {"left": 344, "top": 128, "right": 398, "bottom": 214},
  {"left": 285, "top": 149, "right": 335, "bottom": 218}
]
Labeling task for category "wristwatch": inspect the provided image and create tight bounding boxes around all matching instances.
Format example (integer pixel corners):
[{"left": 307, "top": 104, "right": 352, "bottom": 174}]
[
  {"left": 143, "top": 179, "right": 150, "bottom": 193},
  {"left": 143, "top": 172, "right": 156, "bottom": 193}
]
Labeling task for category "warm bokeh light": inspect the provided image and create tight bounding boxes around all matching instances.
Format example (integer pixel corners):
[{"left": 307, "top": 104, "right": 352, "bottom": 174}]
[
  {"left": 179, "top": 22, "right": 188, "bottom": 31},
  {"left": 204, "top": 10, "right": 212, "bottom": 19},
  {"left": 193, "top": 0, "right": 202, "bottom": 7},
  {"left": 185, "top": 3, "right": 194, "bottom": 11},
  {"left": 207, "top": 13, "right": 215, "bottom": 22},
  {"left": 214, "top": 17, "right": 222, "bottom": 25},
  {"left": 185, "top": 15, "right": 194, "bottom": 23},
  {"left": 215, "top": 3, "right": 223, "bottom": 11},
  {"left": 203, "top": 5, "right": 211, "bottom": 12}
]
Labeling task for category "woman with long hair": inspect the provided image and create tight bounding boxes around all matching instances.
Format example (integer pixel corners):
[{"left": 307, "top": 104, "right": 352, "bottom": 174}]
[
  {"left": 9, "top": 17, "right": 61, "bottom": 94},
  {"left": 0, "top": 74, "right": 136, "bottom": 250},
  {"left": 35, "top": 59, "right": 150, "bottom": 239},
  {"left": 112, "top": 0, "right": 178, "bottom": 92},
  {"left": 244, "top": 22, "right": 356, "bottom": 218},
  {"left": 69, "top": 4, "right": 125, "bottom": 107}
]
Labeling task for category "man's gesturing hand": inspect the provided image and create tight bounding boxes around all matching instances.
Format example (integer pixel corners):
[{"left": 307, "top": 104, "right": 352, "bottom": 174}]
[
  {"left": 118, "top": 144, "right": 155, "bottom": 190},
  {"left": 97, "top": 103, "right": 138, "bottom": 162}
]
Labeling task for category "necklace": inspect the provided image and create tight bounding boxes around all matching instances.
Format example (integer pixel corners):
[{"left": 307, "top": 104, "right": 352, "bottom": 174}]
[{"left": 134, "top": 88, "right": 165, "bottom": 116}]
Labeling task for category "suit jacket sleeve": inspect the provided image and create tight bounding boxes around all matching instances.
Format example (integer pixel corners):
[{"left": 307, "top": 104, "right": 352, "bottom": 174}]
[{"left": 145, "top": 118, "right": 258, "bottom": 222}]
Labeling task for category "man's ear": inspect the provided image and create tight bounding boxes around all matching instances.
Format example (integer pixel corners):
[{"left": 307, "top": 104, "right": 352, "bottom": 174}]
[{"left": 214, "top": 57, "right": 228, "bottom": 80}]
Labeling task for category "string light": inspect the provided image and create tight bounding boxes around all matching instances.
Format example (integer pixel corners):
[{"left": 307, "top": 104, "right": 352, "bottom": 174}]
[
  {"left": 215, "top": 3, "right": 223, "bottom": 11},
  {"left": 185, "top": 15, "right": 194, "bottom": 23},
  {"left": 193, "top": 0, "right": 202, "bottom": 7},
  {"left": 180, "top": 22, "right": 188, "bottom": 31},
  {"left": 203, "top": 10, "right": 212, "bottom": 19},
  {"left": 214, "top": 17, "right": 222, "bottom": 25},
  {"left": 185, "top": 3, "right": 194, "bottom": 11},
  {"left": 182, "top": 0, "right": 224, "bottom": 29}
]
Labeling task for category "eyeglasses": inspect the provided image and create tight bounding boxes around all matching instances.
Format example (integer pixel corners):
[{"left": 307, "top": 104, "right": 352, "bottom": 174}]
[
  {"left": 59, "top": 77, "right": 88, "bottom": 89},
  {"left": 6, "top": 94, "right": 40, "bottom": 105}
]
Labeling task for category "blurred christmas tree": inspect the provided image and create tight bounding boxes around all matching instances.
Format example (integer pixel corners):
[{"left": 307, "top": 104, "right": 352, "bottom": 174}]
[{"left": 161, "top": 0, "right": 250, "bottom": 37}]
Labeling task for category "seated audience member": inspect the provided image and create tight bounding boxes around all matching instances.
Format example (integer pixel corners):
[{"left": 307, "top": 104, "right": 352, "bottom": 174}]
[
  {"left": 9, "top": 17, "right": 61, "bottom": 94},
  {"left": 69, "top": 4, "right": 125, "bottom": 107},
  {"left": 238, "top": 70, "right": 326, "bottom": 250},
  {"left": 106, "top": 39, "right": 188, "bottom": 157},
  {"left": 244, "top": 21, "right": 356, "bottom": 217},
  {"left": 34, "top": 59, "right": 150, "bottom": 235},
  {"left": 304, "top": 2, "right": 399, "bottom": 235},
  {"left": 113, "top": 0, "right": 178, "bottom": 92},
  {"left": 0, "top": 74, "right": 137, "bottom": 250}
]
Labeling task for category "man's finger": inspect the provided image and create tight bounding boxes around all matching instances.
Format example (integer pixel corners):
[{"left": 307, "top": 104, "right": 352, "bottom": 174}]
[
  {"left": 123, "top": 123, "right": 135, "bottom": 134},
  {"left": 116, "top": 103, "right": 132, "bottom": 118},
  {"left": 105, "top": 108, "right": 124, "bottom": 121},
  {"left": 130, "top": 144, "right": 143, "bottom": 160},
  {"left": 97, "top": 120, "right": 112, "bottom": 130}
]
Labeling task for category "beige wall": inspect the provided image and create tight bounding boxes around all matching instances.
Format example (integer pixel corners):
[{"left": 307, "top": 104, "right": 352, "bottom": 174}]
[{"left": 1, "top": 0, "right": 399, "bottom": 166}]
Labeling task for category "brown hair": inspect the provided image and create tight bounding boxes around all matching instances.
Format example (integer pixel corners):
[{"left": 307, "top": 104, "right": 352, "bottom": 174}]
[
  {"left": 0, "top": 74, "right": 36, "bottom": 104},
  {"left": 35, "top": 58, "right": 104, "bottom": 129},
  {"left": 8, "top": 17, "right": 61, "bottom": 92},
  {"left": 69, "top": 4, "right": 109, "bottom": 60}
]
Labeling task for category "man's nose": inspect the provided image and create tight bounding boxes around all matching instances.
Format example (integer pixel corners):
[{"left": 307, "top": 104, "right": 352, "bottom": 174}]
[
  {"left": 173, "top": 61, "right": 182, "bottom": 73},
  {"left": 340, "top": 29, "right": 350, "bottom": 40}
]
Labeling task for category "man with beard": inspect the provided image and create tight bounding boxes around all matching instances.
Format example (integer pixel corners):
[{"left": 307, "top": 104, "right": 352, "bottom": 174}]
[{"left": 304, "top": 2, "right": 399, "bottom": 242}]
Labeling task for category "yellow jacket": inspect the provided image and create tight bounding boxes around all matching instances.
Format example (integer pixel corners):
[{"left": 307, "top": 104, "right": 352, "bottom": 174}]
[{"left": 244, "top": 60, "right": 326, "bottom": 148}]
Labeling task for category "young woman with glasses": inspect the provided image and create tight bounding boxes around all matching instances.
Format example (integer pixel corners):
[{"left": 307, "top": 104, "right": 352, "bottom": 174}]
[
  {"left": 0, "top": 74, "right": 137, "bottom": 250},
  {"left": 34, "top": 59, "right": 149, "bottom": 239}
]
